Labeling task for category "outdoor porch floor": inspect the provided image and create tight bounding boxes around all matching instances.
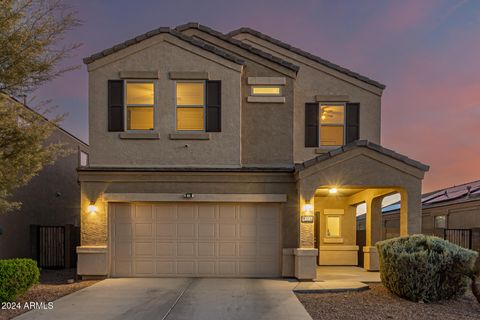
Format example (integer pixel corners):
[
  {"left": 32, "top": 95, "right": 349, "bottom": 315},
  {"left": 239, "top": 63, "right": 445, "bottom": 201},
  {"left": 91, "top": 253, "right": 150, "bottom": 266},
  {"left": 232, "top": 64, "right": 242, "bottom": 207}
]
[{"left": 316, "top": 266, "right": 381, "bottom": 283}]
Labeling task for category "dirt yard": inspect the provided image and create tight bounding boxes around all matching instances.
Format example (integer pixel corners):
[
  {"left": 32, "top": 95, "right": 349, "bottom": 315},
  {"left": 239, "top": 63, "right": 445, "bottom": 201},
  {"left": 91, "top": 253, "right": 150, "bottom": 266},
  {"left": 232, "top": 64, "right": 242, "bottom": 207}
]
[
  {"left": 0, "top": 269, "right": 99, "bottom": 320},
  {"left": 297, "top": 283, "right": 480, "bottom": 320}
]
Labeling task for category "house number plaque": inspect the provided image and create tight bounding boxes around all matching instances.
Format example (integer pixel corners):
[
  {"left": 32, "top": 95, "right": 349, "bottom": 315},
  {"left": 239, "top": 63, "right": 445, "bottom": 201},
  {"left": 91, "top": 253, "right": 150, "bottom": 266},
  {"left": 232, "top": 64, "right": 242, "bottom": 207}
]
[{"left": 301, "top": 215, "right": 314, "bottom": 223}]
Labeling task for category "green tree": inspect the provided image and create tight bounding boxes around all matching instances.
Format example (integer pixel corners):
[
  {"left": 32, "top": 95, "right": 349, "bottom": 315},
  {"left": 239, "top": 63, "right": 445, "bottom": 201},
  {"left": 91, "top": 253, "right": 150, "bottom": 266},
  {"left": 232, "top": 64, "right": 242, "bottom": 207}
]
[{"left": 0, "top": 0, "right": 81, "bottom": 213}]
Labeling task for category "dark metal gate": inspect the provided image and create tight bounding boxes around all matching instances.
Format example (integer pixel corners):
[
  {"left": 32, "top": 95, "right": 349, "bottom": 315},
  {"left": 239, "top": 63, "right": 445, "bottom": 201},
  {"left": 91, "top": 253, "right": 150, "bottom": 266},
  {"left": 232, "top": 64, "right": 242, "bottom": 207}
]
[
  {"left": 444, "top": 229, "right": 472, "bottom": 249},
  {"left": 357, "top": 229, "right": 366, "bottom": 267},
  {"left": 38, "top": 226, "right": 65, "bottom": 268}
]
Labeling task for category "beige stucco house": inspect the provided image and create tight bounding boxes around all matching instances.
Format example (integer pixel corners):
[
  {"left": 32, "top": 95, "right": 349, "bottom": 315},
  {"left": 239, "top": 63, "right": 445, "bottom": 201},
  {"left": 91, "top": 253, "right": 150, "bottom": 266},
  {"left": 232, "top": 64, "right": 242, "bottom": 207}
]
[{"left": 77, "top": 23, "right": 429, "bottom": 280}]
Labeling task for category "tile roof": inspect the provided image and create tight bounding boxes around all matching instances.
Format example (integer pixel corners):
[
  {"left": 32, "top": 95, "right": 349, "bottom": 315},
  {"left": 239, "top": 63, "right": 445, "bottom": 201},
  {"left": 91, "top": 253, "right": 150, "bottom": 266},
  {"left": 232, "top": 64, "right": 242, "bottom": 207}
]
[
  {"left": 295, "top": 140, "right": 429, "bottom": 172},
  {"left": 83, "top": 28, "right": 245, "bottom": 65},
  {"left": 175, "top": 22, "right": 299, "bottom": 73},
  {"left": 228, "top": 27, "right": 386, "bottom": 89}
]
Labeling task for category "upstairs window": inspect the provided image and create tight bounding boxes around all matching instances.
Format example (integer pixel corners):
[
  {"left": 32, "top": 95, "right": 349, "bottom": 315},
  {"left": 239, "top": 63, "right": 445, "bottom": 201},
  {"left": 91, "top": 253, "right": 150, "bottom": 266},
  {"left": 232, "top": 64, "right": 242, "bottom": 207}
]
[
  {"left": 251, "top": 86, "right": 281, "bottom": 96},
  {"left": 126, "top": 81, "right": 155, "bottom": 130},
  {"left": 176, "top": 81, "right": 205, "bottom": 131},
  {"left": 320, "top": 104, "right": 345, "bottom": 146}
]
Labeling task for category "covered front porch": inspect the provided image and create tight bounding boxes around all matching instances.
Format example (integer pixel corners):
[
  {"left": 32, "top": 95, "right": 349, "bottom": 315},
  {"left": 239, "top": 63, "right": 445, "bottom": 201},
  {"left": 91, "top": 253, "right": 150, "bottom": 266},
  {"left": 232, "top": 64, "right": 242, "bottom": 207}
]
[{"left": 293, "top": 141, "right": 429, "bottom": 278}]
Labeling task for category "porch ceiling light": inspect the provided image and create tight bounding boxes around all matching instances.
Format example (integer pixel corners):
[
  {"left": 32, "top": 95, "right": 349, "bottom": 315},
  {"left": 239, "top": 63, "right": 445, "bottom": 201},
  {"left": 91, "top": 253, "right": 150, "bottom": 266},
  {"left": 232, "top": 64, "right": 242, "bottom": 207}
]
[
  {"left": 87, "top": 202, "right": 98, "bottom": 214},
  {"left": 329, "top": 188, "right": 338, "bottom": 194}
]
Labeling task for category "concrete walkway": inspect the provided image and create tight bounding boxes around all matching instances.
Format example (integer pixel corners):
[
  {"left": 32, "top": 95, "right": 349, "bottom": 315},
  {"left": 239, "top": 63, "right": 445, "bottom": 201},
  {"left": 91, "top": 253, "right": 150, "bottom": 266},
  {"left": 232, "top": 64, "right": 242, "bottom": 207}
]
[
  {"left": 316, "top": 266, "right": 381, "bottom": 282},
  {"left": 16, "top": 278, "right": 312, "bottom": 320}
]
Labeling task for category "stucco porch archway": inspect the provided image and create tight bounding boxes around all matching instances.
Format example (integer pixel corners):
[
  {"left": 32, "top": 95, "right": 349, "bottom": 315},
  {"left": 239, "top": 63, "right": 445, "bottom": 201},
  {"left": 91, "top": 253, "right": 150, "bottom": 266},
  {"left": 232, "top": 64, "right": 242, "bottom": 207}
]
[{"left": 294, "top": 141, "right": 429, "bottom": 272}]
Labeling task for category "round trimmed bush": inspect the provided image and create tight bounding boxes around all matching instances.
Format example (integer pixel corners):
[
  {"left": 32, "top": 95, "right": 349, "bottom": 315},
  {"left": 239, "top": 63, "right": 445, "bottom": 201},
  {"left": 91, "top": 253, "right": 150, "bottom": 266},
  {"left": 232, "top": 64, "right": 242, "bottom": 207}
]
[
  {"left": 0, "top": 259, "right": 40, "bottom": 302},
  {"left": 376, "top": 234, "right": 478, "bottom": 302}
]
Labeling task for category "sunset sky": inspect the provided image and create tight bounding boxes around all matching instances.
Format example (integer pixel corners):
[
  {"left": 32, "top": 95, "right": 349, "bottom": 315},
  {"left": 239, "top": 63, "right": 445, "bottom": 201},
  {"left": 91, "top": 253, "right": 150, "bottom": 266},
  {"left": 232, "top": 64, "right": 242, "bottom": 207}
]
[{"left": 33, "top": 0, "right": 480, "bottom": 192}]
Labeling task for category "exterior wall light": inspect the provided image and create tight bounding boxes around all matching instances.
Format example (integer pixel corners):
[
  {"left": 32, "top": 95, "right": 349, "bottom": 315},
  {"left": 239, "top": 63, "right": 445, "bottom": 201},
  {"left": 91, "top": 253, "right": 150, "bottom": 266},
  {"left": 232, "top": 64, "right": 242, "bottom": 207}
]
[
  {"left": 303, "top": 203, "right": 314, "bottom": 213},
  {"left": 87, "top": 202, "right": 98, "bottom": 214},
  {"left": 329, "top": 188, "right": 338, "bottom": 194}
]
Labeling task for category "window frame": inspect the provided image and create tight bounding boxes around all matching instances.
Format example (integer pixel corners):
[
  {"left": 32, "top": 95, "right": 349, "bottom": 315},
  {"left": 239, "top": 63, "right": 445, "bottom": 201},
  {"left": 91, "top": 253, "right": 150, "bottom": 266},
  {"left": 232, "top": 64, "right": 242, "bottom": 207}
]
[
  {"left": 175, "top": 80, "right": 206, "bottom": 132},
  {"left": 323, "top": 209, "right": 344, "bottom": 242},
  {"left": 124, "top": 79, "right": 157, "bottom": 132},
  {"left": 250, "top": 85, "right": 282, "bottom": 97},
  {"left": 319, "top": 102, "right": 346, "bottom": 147}
]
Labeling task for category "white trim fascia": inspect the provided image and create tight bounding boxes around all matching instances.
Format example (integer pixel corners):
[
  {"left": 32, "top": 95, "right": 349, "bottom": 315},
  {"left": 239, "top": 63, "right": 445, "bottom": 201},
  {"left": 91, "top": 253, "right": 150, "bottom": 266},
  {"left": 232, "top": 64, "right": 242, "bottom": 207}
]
[{"left": 103, "top": 193, "right": 287, "bottom": 203}]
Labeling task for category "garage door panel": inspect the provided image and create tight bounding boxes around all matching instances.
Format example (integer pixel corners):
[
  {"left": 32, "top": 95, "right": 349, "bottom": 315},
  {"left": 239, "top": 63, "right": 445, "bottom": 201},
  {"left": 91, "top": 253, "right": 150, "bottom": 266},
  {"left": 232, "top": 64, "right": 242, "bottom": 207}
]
[
  {"left": 115, "top": 223, "right": 132, "bottom": 238},
  {"left": 239, "top": 261, "right": 257, "bottom": 275},
  {"left": 177, "top": 261, "right": 196, "bottom": 274},
  {"left": 111, "top": 202, "right": 281, "bottom": 277},
  {"left": 135, "top": 204, "right": 154, "bottom": 221},
  {"left": 218, "top": 261, "right": 236, "bottom": 275},
  {"left": 218, "top": 242, "right": 236, "bottom": 256},
  {"left": 178, "top": 205, "right": 196, "bottom": 220},
  {"left": 178, "top": 223, "right": 196, "bottom": 238},
  {"left": 177, "top": 242, "right": 195, "bottom": 257},
  {"left": 218, "top": 205, "right": 236, "bottom": 220},
  {"left": 156, "top": 223, "right": 176, "bottom": 238},
  {"left": 198, "top": 223, "right": 216, "bottom": 238},
  {"left": 114, "top": 241, "right": 132, "bottom": 257},
  {"left": 239, "top": 243, "right": 257, "bottom": 257},
  {"left": 115, "top": 204, "right": 132, "bottom": 222},
  {"left": 114, "top": 260, "right": 133, "bottom": 275},
  {"left": 239, "top": 205, "right": 256, "bottom": 222},
  {"left": 219, "top": 224, "right": 236, "bottom": 238},
  {"left": 198, "top": 205, "right": 216, "bottom": 220},
  {"left": 156, "top": 261, "right": 175, "bottom": 274},
  {"left": 198, "top": 242, "right": 216, "bottom": 257},
  {"left": 154, "top": 204, "right": 177, "bottom": 220},
  {"left": 239, "top": 224, "right": 257, "bottom": 239},
  {"left": 198, "top": 261, "right": 216, "bottom": 275},
  {"left": 156, "top": 242, "right": 176, "bottom": 256},
  {"left": 135, "top": 260, "right": 155, "bottom": 274},
  {"left": 134, "top": 242, "right": 154, "bottom": 256}
]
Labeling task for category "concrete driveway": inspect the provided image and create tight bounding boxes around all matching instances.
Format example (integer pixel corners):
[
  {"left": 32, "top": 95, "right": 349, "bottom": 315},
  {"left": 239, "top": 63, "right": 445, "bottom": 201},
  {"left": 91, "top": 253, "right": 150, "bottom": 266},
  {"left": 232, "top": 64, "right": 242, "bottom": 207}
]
[{"left": 16, "top": 278, "right": 312, "bottom": 320}]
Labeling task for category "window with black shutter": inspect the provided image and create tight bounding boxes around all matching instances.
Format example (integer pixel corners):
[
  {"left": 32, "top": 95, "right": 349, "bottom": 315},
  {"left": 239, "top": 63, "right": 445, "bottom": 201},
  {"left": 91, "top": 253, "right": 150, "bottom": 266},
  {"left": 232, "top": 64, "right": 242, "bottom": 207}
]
[
  {"left": 345, "top": 103, "right": 360, "bottom": 143},
  {"left": 305, "top": 103, "right": 319, "bottom": 147},
  {"left": 108, "top": 80, "right": 124, "bottom": 132},
  {"left": 206, "top": 80, "right": 221, "bottom": 132}
]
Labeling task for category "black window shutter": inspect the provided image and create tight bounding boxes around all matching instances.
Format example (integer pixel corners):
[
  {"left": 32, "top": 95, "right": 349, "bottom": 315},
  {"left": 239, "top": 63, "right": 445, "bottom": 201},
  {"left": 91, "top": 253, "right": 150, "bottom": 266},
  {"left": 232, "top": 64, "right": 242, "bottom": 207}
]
[
  {"left": 305, "top": 103, "right": 319, "bottom": 147},
  {"left": 206, "top": 80, "right": 221, "bottom": 132},
  {"left": 345, "top": 103, "right": 360, "bottom": 143},
  {"left": 108, "top": 80, "right": 124, "bottom": 132}
]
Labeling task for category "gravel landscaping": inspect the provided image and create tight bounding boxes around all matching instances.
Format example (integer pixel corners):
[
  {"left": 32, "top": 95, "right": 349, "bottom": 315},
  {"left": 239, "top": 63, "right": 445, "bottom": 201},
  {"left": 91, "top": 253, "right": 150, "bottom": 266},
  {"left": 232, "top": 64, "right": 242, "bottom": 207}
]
[
  {"left": 297, "top": 283, "right": 480, "bottom": 320},
  {"left": 0, "top": 269, "right": 99, "bottom": 320}
]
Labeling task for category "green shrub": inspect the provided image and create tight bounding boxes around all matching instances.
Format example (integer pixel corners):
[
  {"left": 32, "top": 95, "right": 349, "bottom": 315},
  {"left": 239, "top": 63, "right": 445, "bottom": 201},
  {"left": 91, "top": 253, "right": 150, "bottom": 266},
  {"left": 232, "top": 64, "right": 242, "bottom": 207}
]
[
  {"left": 0, "top": 259, "right": 40, "bottom": 302},
  {"left": 376, "top": 234, "right": 478, "bottom": 302}
]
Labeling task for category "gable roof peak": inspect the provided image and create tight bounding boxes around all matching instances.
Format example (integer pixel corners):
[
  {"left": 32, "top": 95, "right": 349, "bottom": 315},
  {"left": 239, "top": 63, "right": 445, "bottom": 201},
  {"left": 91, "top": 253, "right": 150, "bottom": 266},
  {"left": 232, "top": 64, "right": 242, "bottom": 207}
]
[
  {"left": 175, "top": 22, "right": 299, "bottom": 73},
  {"left": 83, "top": 26, "right": 245, "bottom": 66},
  {"left": 228, "top": 27, "right": 386, "bottom": 89}
]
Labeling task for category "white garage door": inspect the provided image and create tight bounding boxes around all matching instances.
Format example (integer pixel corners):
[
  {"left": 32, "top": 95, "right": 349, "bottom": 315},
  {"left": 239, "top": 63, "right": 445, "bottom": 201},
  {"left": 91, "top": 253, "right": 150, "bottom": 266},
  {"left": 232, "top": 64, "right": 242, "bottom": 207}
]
[{"left": 110, "top": 202, "right": 281, "bottom": 277}]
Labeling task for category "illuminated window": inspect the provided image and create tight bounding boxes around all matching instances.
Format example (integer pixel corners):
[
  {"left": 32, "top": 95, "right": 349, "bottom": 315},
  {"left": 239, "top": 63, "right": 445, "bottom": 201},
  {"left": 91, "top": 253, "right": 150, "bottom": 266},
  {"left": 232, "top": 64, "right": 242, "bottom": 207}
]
[
  {"left": 434, "top": 215, "right": 447, "bottom": 229},
  {"left": 126, "top": 81, "right": 155, "bottom": 130},
  {"left": 326, "top": 216, "right": 341, "bottom": 237},
  {"left": 320, "top": 104, "right": 345, "bottom": 146},
  {"left": 251, "top": 86, "right": 281, "bottom": 96},
  {"left": 176, "top": 81, "right": 205, "bottom": 131}
]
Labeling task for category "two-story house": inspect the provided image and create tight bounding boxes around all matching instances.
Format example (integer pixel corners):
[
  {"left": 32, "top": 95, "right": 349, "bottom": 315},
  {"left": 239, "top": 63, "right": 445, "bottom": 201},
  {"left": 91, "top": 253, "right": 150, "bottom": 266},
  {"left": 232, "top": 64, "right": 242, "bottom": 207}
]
[{"left": 77, "top": 23, "right": 429, "bottom": 280}]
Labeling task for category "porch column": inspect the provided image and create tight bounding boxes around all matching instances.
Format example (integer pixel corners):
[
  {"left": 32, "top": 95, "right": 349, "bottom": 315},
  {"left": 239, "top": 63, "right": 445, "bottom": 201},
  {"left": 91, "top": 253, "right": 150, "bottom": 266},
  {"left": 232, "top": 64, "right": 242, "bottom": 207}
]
[
  {"left": 400, "top": 183, "right": 422, "bottom": 235},
  {"left": 364, "top": 195, "right": 383, "bottom": 271}
]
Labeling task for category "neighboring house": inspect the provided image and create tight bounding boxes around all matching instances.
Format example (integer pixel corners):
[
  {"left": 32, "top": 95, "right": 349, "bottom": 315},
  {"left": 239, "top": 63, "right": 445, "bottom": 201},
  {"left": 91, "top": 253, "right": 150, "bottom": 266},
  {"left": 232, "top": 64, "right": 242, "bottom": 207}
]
[
  {"left": 0, "top": 94, "right": 89, "bottom": 267},
  {"left": 77, "top": 22, "right": 429, "bottom": 280},
  {"left": 357, "top": 180, "right": 480, "bottom": 250}
]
